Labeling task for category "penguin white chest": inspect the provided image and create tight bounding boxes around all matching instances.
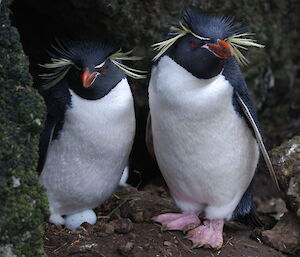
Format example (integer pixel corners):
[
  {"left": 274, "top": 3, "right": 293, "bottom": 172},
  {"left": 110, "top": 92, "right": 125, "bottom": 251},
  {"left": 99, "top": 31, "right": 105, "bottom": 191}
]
[
  {"left": 149, "top": 56, "right": 259, "bottom": 219},
  {"left": 40, "top": 78, "right": 135, "bottom": 215}
]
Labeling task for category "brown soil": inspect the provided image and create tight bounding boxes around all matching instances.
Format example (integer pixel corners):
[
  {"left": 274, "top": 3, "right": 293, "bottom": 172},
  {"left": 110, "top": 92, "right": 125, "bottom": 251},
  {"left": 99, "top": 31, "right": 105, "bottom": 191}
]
[{"left": 44, "top": 184, "right": 287, "bottom": 257}]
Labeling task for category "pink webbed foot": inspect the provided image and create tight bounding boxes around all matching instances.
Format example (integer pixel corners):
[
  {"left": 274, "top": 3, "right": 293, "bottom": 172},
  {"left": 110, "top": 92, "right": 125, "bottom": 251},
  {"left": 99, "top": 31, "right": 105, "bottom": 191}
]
[
  {"left": 153, "top": 212, "right": 200, "bottom": 232},
  {"left": 186, "top": 219, "right": 224, "bottom": 249}
]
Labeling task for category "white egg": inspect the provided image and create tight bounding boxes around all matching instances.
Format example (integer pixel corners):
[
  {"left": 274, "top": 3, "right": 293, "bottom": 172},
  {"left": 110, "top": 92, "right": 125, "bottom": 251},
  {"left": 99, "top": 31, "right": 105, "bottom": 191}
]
[{"left": 65, "top": 209, "right": 97, "bottom": 230}]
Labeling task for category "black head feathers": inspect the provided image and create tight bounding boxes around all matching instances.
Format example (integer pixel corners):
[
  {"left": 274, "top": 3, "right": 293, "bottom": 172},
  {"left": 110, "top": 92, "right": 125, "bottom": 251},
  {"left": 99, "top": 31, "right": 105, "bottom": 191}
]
[
  {"left": 181, "top": 8, "right": 238, "bottom": 41},
  {"left": 152, "top": 8, "right": 264, "bottom": 64},
  {"left": 49, "top": 40, "right": 120, "bottom": 72},
  {"left": 39, "top": 40, "right": 147, "bottom": 90}
]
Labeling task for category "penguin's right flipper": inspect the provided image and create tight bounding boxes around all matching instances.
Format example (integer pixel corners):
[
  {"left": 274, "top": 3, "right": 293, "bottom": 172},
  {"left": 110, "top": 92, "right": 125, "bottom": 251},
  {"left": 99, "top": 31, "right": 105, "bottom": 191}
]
[{"left": 37, "top": 85, "right": 71, "bottom": 174}]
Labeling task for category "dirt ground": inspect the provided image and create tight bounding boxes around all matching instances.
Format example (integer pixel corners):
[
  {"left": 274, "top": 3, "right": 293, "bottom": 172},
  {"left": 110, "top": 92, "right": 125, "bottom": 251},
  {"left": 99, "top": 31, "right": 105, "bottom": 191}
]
[{"left": 43, "top": 172, "right": 292, "bottom": 257}]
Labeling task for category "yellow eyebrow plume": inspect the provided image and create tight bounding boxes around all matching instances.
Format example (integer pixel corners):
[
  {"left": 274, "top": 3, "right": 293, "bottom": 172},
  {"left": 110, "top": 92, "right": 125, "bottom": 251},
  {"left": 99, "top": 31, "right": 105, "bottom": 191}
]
[
  {"left": 152, "top": 22, "right": 264, "bottom": 65},
  {"left": 96, "top": 49, "right": 147, "bottom": 79}
]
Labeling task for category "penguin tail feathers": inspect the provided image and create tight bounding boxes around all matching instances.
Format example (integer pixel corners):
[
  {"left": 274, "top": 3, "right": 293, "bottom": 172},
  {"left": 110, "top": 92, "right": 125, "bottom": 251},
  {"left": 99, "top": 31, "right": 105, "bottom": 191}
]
[{"left": 234, "top": 209, "right": 264, "bottom": 228}]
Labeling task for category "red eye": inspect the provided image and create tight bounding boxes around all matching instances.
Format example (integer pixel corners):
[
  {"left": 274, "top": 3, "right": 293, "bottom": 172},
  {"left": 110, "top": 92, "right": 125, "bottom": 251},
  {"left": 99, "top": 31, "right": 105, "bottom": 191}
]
[
  {"left": 189, "top": 41, "right": 198, "bottom": 48},
  {"left": 101, "top": 68, "right": 107, "bottom": 74}
]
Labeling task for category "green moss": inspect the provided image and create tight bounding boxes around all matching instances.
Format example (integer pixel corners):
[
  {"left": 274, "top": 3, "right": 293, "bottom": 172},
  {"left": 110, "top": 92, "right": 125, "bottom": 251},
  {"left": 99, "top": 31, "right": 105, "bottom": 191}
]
[
  {"left": 1, "top": 169, "right": 49, "bottom": 256},
  {"left": 0, "top": 1, "right": 49, "bottom": 256}
]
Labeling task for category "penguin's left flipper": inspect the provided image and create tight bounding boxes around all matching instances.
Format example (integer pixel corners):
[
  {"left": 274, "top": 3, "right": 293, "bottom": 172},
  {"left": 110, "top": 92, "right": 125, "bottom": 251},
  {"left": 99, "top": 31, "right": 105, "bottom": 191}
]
[{"left": 235, "top": 91, "right": 279, "bottom": 190}]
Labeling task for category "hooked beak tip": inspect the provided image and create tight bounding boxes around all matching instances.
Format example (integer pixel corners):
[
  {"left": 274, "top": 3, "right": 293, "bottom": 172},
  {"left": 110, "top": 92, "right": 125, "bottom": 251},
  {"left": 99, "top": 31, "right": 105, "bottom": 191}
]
[
  {"left": 202, "top": 39, "right": 233, "bottom": 59},
  {"left": 82, "top": 69, "right": 90, "bottom": 88},
  {"left": 82, "top": 69, "right": 98, "bottom": 88}
]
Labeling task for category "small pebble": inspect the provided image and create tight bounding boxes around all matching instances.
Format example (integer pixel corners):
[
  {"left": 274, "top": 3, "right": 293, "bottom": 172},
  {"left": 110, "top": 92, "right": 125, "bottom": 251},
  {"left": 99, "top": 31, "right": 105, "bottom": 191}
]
[
  {"left": 103, "top": 223, "right": 115, "bottom": 234},
  {"left": 113, "top": 218, "right": 133, "bottom": 234},
  {"left": 163, "top": 241, "right": 172, "bottom": 247},
  {"left": 117, "top": 242, "right": 134, "bottom": 256},
  {"left": 94, "top": 223, "right": 115, "bottom": 236},
  {"left": 131, "top": 211, "right": 144, "bottom": 223},
  {"left": 128, "top": 233, "right": 137, "bottom": 240}
]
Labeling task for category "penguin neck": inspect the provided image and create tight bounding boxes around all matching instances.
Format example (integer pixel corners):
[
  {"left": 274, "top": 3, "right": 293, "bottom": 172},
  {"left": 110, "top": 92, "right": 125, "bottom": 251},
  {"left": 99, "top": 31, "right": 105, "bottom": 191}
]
[{"left": 154, "top": 55, "right": 224, "bottom": 93}]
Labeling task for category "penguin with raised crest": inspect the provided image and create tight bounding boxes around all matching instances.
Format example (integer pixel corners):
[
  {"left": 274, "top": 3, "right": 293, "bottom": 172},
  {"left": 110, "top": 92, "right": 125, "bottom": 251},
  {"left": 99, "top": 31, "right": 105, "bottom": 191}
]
[
  {"left": 147, "top": 9, "right": 278, "bottom": 249},
  {"left": 38, "top": 41, "right": 146, "bottom": 230}
]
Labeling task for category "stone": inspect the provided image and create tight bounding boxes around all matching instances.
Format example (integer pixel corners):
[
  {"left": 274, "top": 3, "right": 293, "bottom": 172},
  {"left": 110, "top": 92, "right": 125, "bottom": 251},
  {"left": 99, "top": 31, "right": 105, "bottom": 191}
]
[
  {"left": 254, "top": 197, "right": 287, "bottom": 220},
  {"left": 261, "top": 212, "right": 300, "bottom": 254},
  {"left": 131, "top": 211, "right": 144, "bottom": 223},
  {"left": 117, "top": 242, "right": 135, "bottom": 256},
  {"left": 112, "top": 218, "right": 133, "bottom": 234},
  {"left": 271, "top": 136, "right": 300, "bottom": 215}
]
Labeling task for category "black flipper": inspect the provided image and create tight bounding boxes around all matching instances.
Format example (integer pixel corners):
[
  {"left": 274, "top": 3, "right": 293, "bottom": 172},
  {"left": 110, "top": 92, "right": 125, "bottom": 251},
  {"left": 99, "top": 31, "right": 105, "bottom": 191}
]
[
  {"left": 37, "top": 116, "right": 57, "bottom": 174},
  {"left": 37, "top": 83, "right": 71, "bottom": 174},
  {"left": 232, "top": 181, "right": 263, "bottom": 227}
]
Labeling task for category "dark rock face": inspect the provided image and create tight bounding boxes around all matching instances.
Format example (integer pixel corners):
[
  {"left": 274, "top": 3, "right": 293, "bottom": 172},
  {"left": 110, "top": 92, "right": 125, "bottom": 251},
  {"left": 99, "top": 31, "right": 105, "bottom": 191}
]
[{"left": 0, "top": 1, "right": 49, "bottom": 256}]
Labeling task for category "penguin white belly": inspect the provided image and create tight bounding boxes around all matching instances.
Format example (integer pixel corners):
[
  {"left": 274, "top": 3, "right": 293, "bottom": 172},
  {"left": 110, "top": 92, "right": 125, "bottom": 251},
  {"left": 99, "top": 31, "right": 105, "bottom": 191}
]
[
  {"left": 149, "top": 56, "right": 259, "bottom": 220},
  {"left": 40, "top": 78, "right": 135, "bottom": 216}
]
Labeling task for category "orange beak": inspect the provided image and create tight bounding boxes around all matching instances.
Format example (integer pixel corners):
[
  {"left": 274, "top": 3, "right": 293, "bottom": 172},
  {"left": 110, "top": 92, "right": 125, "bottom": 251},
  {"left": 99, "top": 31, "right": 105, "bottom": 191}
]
[
  {"left": 82, "top": 69, "right": 98, "bottom": 88},
  {"left": 202, "top": 39, "right": 233, "bottom": 59}
]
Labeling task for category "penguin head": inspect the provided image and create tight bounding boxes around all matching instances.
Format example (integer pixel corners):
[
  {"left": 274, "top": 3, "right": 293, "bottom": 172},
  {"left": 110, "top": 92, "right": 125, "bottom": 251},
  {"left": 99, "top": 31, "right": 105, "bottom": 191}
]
[
  {"left": 60, "top": 42, "right": 122, "bottom": 100},
  {"left": 40, "top": 41, "right": 146, "bottom": 100},
  {"left": 153, "top": 8, "right": 264, "bottom": 79},
  {"left": 167, "top": 9, "right": 235, "bottom": 79},
  {"left": 168, "top": 35, "right": 233, "bottom": 79}
]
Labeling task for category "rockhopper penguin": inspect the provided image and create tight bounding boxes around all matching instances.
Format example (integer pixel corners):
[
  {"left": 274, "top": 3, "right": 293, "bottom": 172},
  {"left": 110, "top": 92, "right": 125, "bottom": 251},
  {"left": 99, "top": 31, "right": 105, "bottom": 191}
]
[
  {"left": 147, "top": 9, "right": 279, "bottom": 249},
  {"left": 37, "top": 41, "right": 146, "bottom": 230}
]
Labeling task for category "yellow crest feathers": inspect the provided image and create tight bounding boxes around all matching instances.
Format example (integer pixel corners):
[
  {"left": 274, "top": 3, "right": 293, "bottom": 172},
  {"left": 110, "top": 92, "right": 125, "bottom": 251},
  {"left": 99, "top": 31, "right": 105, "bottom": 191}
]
[{"left": 152, "top": 22, "right": 264, "bottom": 65}]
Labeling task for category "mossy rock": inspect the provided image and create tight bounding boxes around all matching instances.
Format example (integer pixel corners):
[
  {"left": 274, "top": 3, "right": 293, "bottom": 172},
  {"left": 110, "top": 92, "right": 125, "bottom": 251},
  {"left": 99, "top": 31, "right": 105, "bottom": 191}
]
[
  {"left": 0, "top": 1, "right": 49, "bottom": 256},
  {"left": 271, "top": 136, "right": 300, "bottom": 216}
]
